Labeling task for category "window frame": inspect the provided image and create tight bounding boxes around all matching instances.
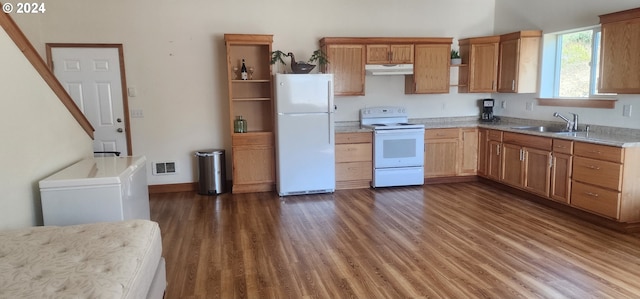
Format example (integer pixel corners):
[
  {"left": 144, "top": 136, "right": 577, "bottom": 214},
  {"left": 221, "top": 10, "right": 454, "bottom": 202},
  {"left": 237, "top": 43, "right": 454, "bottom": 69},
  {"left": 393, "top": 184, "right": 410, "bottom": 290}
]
[{"left": 537, "top": 26, "right": 616, "bottom": 108}]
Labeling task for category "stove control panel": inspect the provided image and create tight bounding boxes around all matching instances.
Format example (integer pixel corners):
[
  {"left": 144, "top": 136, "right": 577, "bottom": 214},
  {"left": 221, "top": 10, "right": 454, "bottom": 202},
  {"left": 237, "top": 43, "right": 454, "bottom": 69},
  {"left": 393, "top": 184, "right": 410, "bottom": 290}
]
[{"left": 360, "top": 106, "right": 407, "bottom": 118}]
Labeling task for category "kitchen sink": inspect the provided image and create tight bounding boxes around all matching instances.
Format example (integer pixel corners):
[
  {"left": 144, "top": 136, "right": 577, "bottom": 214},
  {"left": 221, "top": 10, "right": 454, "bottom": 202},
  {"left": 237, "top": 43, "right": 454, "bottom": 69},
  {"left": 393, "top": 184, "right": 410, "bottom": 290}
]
[{"left": 510, "top": 125, "right": 571, "bottom": 133}]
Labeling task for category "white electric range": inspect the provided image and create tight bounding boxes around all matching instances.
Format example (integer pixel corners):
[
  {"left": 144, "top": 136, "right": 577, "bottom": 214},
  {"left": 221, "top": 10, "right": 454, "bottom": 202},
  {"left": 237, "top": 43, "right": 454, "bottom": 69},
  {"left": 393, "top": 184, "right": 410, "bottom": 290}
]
[{"left": 360, "top": 106, "right": 425, "bottom": 187}]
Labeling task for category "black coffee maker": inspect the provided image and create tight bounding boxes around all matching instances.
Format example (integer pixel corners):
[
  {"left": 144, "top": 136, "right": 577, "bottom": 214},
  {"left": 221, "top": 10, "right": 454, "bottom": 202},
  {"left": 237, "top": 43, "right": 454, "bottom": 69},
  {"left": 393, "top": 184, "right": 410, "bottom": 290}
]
[{"left": 480, "top": 99, "right": 495, "bottom": 122}]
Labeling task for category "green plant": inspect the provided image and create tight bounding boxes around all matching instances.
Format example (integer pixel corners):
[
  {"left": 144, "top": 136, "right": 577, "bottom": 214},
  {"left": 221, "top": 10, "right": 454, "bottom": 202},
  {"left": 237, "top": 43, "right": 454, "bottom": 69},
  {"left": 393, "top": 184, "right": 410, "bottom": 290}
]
[
  {"left": 308, "top": 49, "right": 329, "bottom": 65},
  {"left": 451, "top": 49, "right": 461, "bottom": 59},
  {"left": 270, "top": 49, "right": 329, "bottom": 66}
]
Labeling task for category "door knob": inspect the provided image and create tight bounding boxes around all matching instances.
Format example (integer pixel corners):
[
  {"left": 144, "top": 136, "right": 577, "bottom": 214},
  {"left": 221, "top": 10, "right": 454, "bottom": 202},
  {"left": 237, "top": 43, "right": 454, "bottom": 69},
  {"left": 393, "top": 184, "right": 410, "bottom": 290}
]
[
  {"left": 117, "top": 128, "right": 123, "bottom": 133},
  {"left": 117, "top": 118, "right": 122, "bottom": 123}
]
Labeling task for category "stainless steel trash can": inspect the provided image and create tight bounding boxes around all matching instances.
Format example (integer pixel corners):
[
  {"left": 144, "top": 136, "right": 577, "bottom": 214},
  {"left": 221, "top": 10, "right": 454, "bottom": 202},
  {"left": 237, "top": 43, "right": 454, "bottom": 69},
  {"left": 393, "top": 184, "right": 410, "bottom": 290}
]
[{"left": 195, "top": 149, "right": 226, "bottom": 195}]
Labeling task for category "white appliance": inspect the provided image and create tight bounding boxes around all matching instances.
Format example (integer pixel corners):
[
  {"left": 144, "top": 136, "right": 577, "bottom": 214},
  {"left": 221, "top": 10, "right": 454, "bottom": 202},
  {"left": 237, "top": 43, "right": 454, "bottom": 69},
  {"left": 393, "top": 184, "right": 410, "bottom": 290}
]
[
  {"left": 39, "top": 156, "right": 150, "bottom": 226},
  {"left": 365, "top": 64, "right": 414, "bottom": 76},
  {"left": 360, "top": 106, "right": 425, "bottom": 187},
  {"left": 275, "top": 73, "right": 335, "bottom": 196}
]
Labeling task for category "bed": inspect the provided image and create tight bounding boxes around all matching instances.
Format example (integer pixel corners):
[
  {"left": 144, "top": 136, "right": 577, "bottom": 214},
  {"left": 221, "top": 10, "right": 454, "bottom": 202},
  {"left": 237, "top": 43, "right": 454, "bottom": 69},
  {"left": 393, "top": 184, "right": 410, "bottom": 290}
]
[{"left": 0, "top": 220, "right": 166, "bottom": 299}]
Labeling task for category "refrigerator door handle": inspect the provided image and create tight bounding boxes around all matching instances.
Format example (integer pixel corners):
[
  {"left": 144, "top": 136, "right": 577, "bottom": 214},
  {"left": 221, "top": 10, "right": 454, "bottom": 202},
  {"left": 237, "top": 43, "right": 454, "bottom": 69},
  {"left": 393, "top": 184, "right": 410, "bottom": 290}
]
[{"left": 328, "top": 80, "right": 333, "bottom": 145}]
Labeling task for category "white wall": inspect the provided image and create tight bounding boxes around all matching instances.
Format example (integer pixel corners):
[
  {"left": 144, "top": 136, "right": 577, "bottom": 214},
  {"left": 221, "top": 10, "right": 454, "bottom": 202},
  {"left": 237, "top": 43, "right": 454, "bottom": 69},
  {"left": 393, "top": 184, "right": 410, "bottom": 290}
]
[
  {"left": 493, "top": 0, "right": 640, "bottom": 129},
  {"left": 0, "top": 29, "right": 93, "bottom": 229},
  {"left": 11, "top": 0, "right": 639, "bottom": 187},
  {"left": 13, "top": 0, "right": 497, "bottom": 186}
]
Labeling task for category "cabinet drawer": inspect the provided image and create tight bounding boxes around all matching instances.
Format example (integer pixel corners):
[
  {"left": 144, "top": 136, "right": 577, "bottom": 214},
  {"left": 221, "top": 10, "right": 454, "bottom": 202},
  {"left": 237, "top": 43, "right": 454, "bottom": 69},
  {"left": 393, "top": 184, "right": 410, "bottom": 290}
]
[
  {"left": 572, "top": 157, "right": 622, "bottom": 191},
  {"left": 553, "top": 139, "right": 573, "bottom": 154},
  {"left": 571, "top": 181, "right": 620, "bottom": 219},
  {"left": 574, "top": 142, "right": 623, "bottom": 163},
  {"left": 487, "top": 130, "right": 503, "bottom": 142},
  {"left": 336, "top": 132, "right": 372, "bottom": 144},
  {"left": 336, "top": 143, "right": 372, "bottom": 162},
  {"left": 503, "top": 132, "right": 552, "bottom": 151},
  {"left": 336, "top": 161, "right": 372, "bottom": 181},
  {"left": 232, "top": 133, "right": 273, "bottom": 146},
  {"left": 425, "top": 128, "right": 459, "bottom": 139}
]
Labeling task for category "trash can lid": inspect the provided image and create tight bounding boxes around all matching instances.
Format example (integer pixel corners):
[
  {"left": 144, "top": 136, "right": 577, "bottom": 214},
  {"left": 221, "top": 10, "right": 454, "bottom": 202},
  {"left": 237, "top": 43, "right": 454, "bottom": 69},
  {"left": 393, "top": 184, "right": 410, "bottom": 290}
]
[{"left": 195, "top": 149, "right": 224, "bottom": 157}]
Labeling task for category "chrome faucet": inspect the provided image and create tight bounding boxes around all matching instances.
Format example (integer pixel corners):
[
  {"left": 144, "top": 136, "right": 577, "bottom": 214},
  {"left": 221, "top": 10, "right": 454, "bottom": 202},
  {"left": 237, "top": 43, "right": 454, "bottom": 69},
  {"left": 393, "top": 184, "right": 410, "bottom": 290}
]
[{"left": 553, "top": 112, "right": 579, "bottom": 131}]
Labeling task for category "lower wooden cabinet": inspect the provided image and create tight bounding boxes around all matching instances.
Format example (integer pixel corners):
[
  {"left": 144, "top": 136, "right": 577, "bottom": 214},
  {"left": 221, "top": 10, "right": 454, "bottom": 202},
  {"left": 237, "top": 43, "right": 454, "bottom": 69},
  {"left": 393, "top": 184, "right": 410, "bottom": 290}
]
[
  {"left": 549, "top": 139, "right": 573, "bottom": 204},
  {"left": 499, "top": 133, "right": 552, "bottom": 198},
  {"left": 231, "top": 132, "right": 275, "bottom": 194},
  {"left": 483, "top": 130, "right": 503, "bottom": 181},
  {"left": 424, "top": 128, "right": 459, "bottom": 177},
  {"left": 460, "top": 128, "right": 479, "bottom": 175},
  {"left": 335, "top": 132, "right": 372, "bottom": 189},
  {"left": 570, "top": 142, "right": 626, "bottom": 220},
  {"left": 424, "top": 128, "right": 477, "bottom": 178},
  {"left": 479, "top": 128, "right": 640, "bottom": 224}
]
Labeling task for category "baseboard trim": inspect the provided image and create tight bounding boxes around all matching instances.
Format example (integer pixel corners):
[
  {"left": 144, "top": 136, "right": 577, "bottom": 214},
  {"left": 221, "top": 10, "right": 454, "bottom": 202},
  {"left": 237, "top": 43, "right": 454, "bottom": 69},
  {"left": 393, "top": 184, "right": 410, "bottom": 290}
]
[
  {"left": 148, "top": 183, "right": 197, "bottom": 194},
  {"left": 424, "top": 175, "right": 478, "bottom": 185}
]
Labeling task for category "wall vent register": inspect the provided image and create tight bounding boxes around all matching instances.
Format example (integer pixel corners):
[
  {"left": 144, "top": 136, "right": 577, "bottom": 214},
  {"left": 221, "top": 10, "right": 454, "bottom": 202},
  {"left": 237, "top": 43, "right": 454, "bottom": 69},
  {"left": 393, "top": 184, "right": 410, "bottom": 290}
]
[{"left": 153, "top": 162, "right": 176, "bottom": 175}]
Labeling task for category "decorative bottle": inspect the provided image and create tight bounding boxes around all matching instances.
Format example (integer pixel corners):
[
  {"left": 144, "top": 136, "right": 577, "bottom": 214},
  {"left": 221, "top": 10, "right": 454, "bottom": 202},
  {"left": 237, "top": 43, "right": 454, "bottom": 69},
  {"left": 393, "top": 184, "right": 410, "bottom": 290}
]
[
  {"left": 234, "top": 115, "right": 247, "bottom": 133},
  {"left": 240, "top": 59, "right": 248, "bottom": 80}
]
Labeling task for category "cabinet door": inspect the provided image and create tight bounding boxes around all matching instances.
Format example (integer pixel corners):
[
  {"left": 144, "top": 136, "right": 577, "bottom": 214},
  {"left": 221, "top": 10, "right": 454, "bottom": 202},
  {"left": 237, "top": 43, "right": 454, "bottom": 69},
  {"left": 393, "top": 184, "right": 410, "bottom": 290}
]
[
  {"left": 523, "top": 148, "right": 551, "bottom": 197},
  {"left": 425, "top": 138, "right": 459, "bottom": 177},
  {"left": 501, "top": 143, "right": 523, "bottom": 187},
  {"left": 497, "top": 39, "right": 519, "bottom": 93},
  {"left": 460, "top": 128, "right": 478, "bottom": 175},
  {"left": 599, "top": 18, "right": 640, "bottom": 93},
  {"left": 550, "top": 152, "right": 572, "bottom": 203},
  {"left": 487, "top": 140, "right": 502, "bottom": 181},
  {"left": 366, "top": 44, "right": 414, "bottom": 64},
  {"left": 366, "top": 45, "right": 391, "bottom": 64},
  {"left": 232, "top": 145, "right": 275, "bottom": 187},
  {"left": 469, "top": 43, "right": 499, "bottom": 92},
  {"left": 390, "top": 44, "right": 414, "bottom": 63},
  {"left": 412, "top": 44, "right": 450, "bottom": 94},
  {"left": 325, "top": 44, "right": 365, "bottom": 96},
  {"left": 477, "top": 129, "right": 488, "bottom": 176}
]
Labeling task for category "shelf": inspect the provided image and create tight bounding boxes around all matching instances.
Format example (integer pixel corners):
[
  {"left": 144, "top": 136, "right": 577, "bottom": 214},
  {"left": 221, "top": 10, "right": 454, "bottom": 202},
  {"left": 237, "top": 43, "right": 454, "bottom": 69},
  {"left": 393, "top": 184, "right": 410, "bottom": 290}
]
[
  {"left": 450, "top": 64, "right": 468, "bottom": 67},
  {"left": 232, "top": 97, "right": 271, "bottom": 101},
  {"left": 231, "top": 79, "right": 270, "bottom": 83}
]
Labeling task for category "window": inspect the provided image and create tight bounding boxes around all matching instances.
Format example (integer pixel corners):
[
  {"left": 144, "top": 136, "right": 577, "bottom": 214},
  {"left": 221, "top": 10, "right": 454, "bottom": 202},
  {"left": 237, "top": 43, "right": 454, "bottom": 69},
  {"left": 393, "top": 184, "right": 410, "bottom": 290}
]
[{"left": 540, "top": 26, "right": 613, "bottom": 99}]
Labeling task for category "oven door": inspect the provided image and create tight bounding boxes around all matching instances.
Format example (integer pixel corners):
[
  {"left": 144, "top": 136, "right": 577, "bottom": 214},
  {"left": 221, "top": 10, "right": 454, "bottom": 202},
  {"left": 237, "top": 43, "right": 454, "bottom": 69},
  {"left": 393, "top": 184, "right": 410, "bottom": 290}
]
[{"left": 373, "top": 128, "right": 424, "bottom": 168}]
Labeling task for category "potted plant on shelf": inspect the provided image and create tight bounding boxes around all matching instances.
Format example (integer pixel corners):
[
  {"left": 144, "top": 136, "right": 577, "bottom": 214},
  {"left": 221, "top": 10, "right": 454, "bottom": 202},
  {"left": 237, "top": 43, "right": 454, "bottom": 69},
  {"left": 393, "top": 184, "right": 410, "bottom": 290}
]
[
  {"left": 270, "top": 49, "right": 329, "bottom": 74},
  {"left": 450, "top": 49, "right": 462, "bottom": 65}
]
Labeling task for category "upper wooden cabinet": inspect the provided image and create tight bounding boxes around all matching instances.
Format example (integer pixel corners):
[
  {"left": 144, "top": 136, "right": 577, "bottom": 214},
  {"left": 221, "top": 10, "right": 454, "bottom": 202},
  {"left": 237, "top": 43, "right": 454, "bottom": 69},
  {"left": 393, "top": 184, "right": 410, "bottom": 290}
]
[
  {"left": 320, "top": 39, "right": 366, "bottom": 96},
  {"left": 405, "top": 43, "right": 451, "bottom": 94},
  {"left": 458, "top": 36, "right": 500, "bottom": 93},
  {"left": 599, "top": 7, "right": 640, "bottom": 94},
  {"left": 320, "top": 37, "right": 453, "bottom": 96},
  {"left": 366, "top": 44, "right": 414, "bottom": 64},
  {"left": 497, "top": 30, "right": 542, "bottom": 93}
]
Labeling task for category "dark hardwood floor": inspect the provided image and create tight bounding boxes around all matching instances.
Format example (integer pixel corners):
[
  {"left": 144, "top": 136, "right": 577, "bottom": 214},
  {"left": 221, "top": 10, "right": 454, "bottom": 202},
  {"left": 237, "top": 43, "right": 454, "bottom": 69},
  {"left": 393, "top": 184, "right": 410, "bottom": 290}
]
[{"left": 150, "top": 182, "right": 640, "bottom": 299}]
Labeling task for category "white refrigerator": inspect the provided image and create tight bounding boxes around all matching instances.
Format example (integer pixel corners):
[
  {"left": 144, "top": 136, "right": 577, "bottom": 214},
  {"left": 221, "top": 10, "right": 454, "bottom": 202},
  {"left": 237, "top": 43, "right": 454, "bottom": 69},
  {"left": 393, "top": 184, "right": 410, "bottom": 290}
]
[{"left": 275, "top": 74, "right": 335, "bottom": 196}]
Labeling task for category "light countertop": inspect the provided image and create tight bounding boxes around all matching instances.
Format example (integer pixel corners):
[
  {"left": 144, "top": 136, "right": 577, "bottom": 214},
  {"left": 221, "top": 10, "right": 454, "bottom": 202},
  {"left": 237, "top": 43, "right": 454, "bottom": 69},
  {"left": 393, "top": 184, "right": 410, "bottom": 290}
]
[{"left": 335, "top": 117, "right": 640, "bottom": 148}]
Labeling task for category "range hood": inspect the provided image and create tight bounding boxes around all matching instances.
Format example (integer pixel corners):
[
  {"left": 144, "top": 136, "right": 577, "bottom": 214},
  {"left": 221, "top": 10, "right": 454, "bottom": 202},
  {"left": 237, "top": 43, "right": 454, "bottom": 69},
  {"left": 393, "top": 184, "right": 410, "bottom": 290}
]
[{"left": 365, "top": 64, "right": 413, "bottom": 76}]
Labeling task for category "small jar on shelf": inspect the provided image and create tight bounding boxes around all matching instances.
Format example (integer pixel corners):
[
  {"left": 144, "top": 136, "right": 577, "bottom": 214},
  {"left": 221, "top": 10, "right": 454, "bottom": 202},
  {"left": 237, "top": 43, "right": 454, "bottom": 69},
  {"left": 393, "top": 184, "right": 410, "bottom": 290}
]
[{"left": 234, "top": 115, "right": 248, "bottom": 133}]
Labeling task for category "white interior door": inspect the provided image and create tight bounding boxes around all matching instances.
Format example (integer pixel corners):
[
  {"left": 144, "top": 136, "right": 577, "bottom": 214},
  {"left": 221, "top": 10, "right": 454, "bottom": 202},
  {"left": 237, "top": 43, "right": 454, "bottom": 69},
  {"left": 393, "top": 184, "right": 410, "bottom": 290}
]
[{"left": 50, "top": 47, "right": 128, "bottom": 156}]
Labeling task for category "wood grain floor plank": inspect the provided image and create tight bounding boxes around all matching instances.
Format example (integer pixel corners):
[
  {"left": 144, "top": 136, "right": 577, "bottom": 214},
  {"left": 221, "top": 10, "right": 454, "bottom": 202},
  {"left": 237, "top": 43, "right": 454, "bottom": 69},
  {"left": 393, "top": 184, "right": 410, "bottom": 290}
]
[{"left": 151, "top": 182, "right": 640, "bottom": 298}]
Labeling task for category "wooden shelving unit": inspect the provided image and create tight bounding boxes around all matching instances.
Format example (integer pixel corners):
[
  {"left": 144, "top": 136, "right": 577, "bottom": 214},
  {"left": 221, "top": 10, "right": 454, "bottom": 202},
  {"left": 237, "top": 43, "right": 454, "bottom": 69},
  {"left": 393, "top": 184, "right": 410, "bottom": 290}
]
[{"left": 224, "top": 34, "right": 276, "bottom": 193}]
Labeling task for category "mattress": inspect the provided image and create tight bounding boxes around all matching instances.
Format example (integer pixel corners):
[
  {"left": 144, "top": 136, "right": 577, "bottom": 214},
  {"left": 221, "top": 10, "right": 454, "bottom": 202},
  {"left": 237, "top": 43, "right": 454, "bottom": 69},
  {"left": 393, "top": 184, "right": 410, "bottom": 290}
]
[{"left": 0, "top": 220, "right": 163, "bottom": 299}]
